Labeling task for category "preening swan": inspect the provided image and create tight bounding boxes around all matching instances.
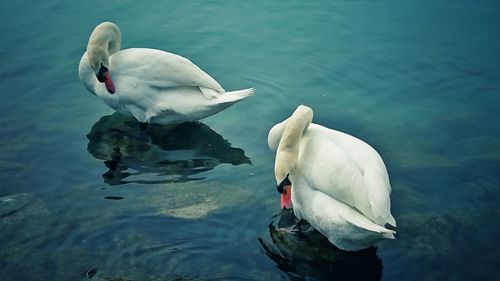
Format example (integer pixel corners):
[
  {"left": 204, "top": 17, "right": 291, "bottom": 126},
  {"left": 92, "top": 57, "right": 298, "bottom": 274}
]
[
  {"left": 268, "top": 105, "right": 396, "bottom": 251},
  {"left": 79, "top": 22, "right": 254, "bottom": 125}
]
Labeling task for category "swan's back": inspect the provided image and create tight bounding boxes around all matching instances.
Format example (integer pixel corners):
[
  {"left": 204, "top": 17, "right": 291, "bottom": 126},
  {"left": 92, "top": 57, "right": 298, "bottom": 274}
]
[
  {"left": 109, "top": 48, "right": 224, "bottom": 92},
  {"left": 298, "top": 124, "right": 395, "bottom": 226}
]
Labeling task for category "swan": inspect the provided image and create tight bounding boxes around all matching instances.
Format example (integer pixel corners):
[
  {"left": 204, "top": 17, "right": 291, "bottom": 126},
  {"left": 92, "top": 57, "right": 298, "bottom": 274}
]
[
  {"left": 268, "top": 105, "right": 396, "bottom": 251},
  {"left": 79, "top": 22, "right": 254, "bottom": 125}
]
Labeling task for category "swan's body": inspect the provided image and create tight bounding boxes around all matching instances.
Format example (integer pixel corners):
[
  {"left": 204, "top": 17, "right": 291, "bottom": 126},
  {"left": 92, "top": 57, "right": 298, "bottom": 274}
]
[
  {"left": 269, "top": 106, "right": 396, "bottom": 251},
  {"left": 79, "top": 22, "right": 253, "bottom": 125}
]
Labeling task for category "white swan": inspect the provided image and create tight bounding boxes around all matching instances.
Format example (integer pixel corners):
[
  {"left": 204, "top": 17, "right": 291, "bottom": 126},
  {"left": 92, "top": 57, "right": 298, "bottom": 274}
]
[
  {"left": 79, "top": 22, "right": 254, "bottom": 125},
  {"left": 268, "top": 105, "right": 396, "bottom": 251}
]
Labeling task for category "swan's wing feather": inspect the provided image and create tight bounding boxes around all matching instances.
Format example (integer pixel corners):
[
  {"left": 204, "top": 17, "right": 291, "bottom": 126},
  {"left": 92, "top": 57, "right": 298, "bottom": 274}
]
[
  {"left": 341, "top": 214, "right": 395, "bottom": 238},
  {"left": 301, "top": 125, "right": 394, "bottom": 225},
  {"left": 302, "top": 131, "right": 367, "bottom": 202},
  {"left": 110, "top": 48, "right": 225, "bottom": 93},
  {"left": 303, "top": 190, "right": 395, "bottom": 250}
]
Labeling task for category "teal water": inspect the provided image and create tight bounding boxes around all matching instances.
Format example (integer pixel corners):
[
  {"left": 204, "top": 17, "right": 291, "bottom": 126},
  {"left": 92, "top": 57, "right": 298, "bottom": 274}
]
[{"left": 1, "top": 0, "right": 500, "bottom": 280}]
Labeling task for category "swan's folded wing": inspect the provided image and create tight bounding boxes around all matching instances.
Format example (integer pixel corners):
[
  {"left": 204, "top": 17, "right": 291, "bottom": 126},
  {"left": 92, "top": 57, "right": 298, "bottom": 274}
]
[
  {"left": 341, "top": 213, "right": 395, "bottom": 239},
  {"left": 307, "top": 190, "right": 395, "bottom": 250},
  {"left": 110, "top": 48, "right": 225, "bottom": 93},
  {"left": 305, "top": 138, "right": 368, "bottom": 207},
  {"left": 313, "top": 156, "right": 393, "bottom": 226},
  {"left": 300, "top": 127, "right": 395, "bottom": 226}
]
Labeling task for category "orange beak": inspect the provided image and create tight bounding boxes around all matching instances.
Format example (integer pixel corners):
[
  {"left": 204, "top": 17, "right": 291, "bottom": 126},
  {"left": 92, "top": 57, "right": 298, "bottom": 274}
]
[
  {"left": 280, "top": 185, "right": 292, "bottom": 209},
  {"left": 104, "top": 71, "right": 115, "bottom": 94}
]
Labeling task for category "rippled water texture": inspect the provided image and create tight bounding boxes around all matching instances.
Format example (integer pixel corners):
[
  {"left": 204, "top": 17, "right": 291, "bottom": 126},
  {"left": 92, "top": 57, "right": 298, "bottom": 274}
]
[{"left": 1, "top": 1, "right": 500, "bottom": 280}]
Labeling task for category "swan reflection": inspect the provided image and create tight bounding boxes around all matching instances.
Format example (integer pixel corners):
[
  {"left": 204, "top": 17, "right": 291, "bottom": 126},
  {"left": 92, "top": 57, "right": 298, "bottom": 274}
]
[
  {"left": 259, "top": 209, "right": 383, "bottom": 281},
  {"left": 87, "top": 113, "right": 250, "bottom": 185}
]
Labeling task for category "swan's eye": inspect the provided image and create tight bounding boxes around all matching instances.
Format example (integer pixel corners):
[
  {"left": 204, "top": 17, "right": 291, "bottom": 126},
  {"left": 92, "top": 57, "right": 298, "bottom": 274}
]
[
  {"left": 276, "top": 174, "right": 291, "bottom": 194},
  {"left": 96, "top": 63, "right": 109, "bottom": 83}
]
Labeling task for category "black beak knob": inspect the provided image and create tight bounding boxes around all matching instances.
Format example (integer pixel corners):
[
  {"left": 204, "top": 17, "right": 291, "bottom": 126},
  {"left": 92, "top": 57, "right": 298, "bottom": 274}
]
[
  {"left": 96, "top": 63, "right": 109, "bottom": 83},
  {"left": 276, "top": 174, "right": 291, "bottom": 194}
]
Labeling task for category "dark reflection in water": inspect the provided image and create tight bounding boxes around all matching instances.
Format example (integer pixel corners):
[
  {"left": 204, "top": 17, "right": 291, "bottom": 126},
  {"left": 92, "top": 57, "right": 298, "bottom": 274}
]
[
  {"left": 259, "top": 209, "right": 383, "bottom": 281},
  {"left": 87, "top": 113, "right": 250, "bottom": 185}
]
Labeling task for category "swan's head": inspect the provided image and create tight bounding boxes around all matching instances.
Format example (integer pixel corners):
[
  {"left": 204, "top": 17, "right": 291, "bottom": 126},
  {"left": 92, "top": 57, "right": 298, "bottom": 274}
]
[
  {"left": 274, "top": 146, "right": 297, "bottom": 210},
  {"left": 272, "top": 105, "right": 314, "bottom": 209},
  {"left": 275, "top": 167, "right": 292, "bottom": 210},
  {"left": 87, "top": 43, "right": 115, "bottom": 94}
]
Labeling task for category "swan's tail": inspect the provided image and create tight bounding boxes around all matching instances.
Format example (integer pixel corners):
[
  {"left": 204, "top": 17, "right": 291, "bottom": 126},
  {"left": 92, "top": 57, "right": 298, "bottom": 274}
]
[
  {"left": 382, "top": 229, "right": 396, "bottom": 240},
  {"left": 387, "top": 214, "right": 397, "bottom": 228},
  {"left": 217, "top": 87, "right": 255, "bottom": 104}
]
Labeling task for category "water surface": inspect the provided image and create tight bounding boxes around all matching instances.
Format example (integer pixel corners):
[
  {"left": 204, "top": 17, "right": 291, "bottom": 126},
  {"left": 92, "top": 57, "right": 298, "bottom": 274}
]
[{"left": 1, "top": 0, "right": 500, "bottom": 280}]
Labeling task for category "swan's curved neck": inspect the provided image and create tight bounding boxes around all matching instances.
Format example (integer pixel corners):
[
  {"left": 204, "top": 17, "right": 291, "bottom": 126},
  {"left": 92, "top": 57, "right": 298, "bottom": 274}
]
[
  {"left": 86, "top": 22, "right": 122, "bottom": 69},
  {"left": 79, "top": 22, "right": 122, "bottom": 96},
  {"left": 274, "top": 105, "right": 313, "bottom": 182}
]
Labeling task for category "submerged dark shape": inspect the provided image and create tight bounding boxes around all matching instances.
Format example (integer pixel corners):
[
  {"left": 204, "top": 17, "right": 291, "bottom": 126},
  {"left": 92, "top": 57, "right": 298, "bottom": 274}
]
[
  {"left": 104, "top": 196, "right": 124, "bottom": 200},
  {"left": 83, "top": 265, "right": 98, "bottom": 279},
  {"left": 0, "top": 193, "right": 33, "bottom": 217},
  {"left": 87, "top": 113, "right": 250, "bottom": 185},
  {"left": 259, "top": 209, "right": 383, "bottom": 281}
]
